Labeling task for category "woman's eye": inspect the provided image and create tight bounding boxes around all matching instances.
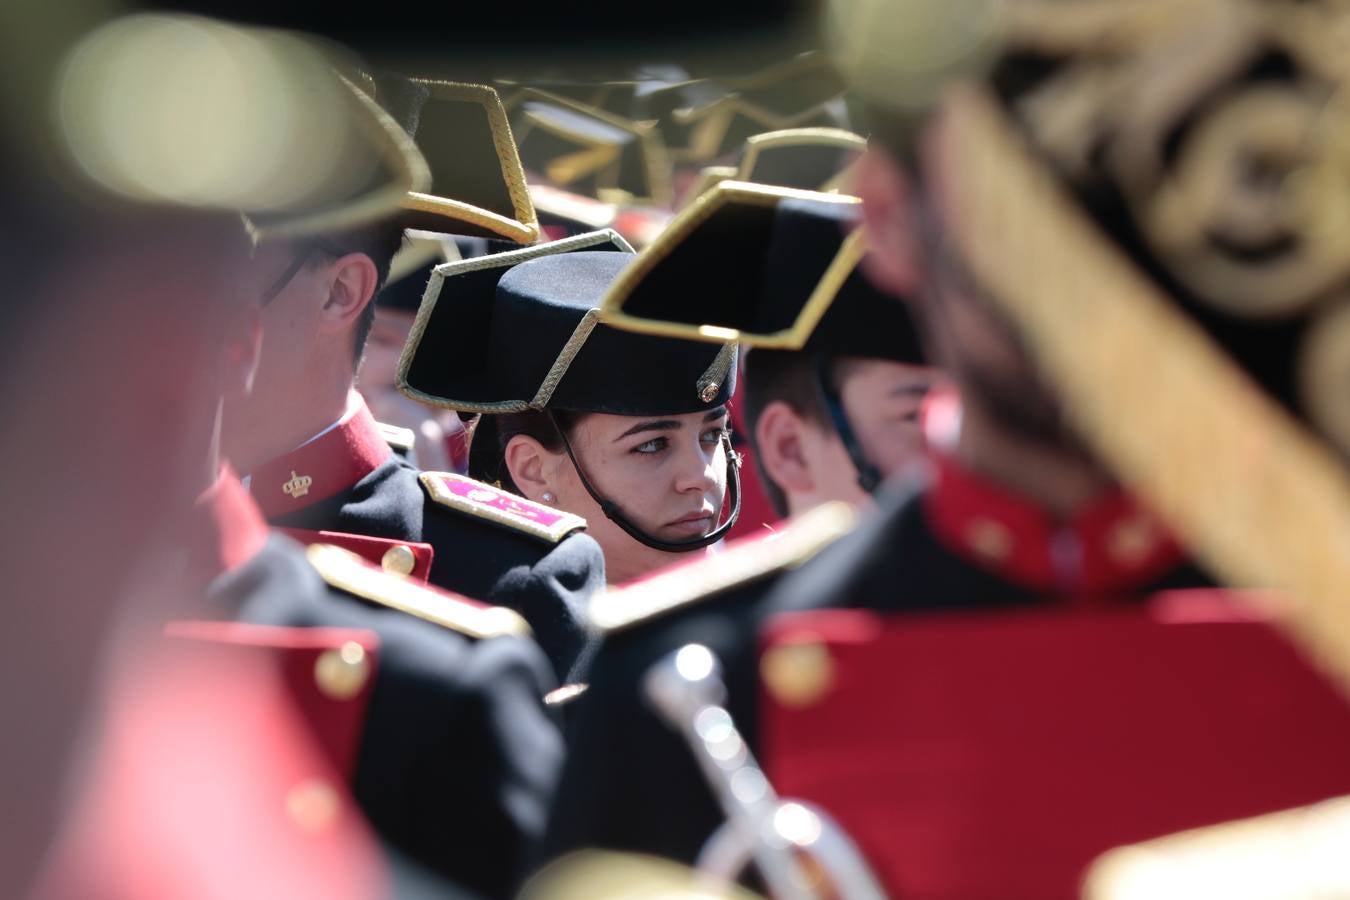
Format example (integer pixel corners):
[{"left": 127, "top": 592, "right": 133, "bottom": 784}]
[
  {"left": 633, "top": 437, "right": 666, "bottom": 454},
  {"left": 701, "top": 426, "right": 730, "bottom": 444}
]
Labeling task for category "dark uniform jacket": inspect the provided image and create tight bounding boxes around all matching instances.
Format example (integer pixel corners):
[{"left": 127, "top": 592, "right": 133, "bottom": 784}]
[
  {"left": 193, "top": 468, "right": 562, "bottom": 898},
  {"left": 248, "top": 394, "right": 603, "bottom": 681},
  {"left": 540, "top": 437, "right": 1211, "bottom": 868}
]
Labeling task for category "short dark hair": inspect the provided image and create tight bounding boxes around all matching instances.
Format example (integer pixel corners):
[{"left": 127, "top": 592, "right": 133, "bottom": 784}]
[
  {"left": 468, "top": 410, "right": 582, "bottom": 497},
  {"left": 303, "top": 219, "right": 406, "bottom": 371},
  {"left": 742, "top": 349, "right": 834, "bottom": 518}
]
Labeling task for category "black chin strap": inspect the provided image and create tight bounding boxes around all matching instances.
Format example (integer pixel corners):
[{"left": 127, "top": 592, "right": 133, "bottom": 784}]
[
  {"left": 549, "top": 411, "right": 742, "bottom": 553},
  {"left": 815, "top": 354, "right": 883, "bottom": 494}
]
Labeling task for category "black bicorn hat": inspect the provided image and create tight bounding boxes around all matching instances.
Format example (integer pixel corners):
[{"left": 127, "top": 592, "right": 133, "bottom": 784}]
[
  {"left": 602, "top": 180, "right": 924, "bottom": 365},
  {"left": 504, "top": 89, "right": 674, "bottom": 208},
  {"left": 370, "top": 73, "right": 539, "bottom": 244},
  {"left": 396, "top": 230, "right": 737, "bottom": 417},
  {"left": 734, "top": 127, "right": 866, "bottom": 193},
  {"left": 377, "top": 234, "right": 517, "bottom": 313},
  {"left": 659, "top": 52, "right": 849, "bottom": 164}
]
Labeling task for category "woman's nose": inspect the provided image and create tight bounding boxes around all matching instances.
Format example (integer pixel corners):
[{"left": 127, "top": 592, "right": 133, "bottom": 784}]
[{"left": 674, "top": 439, "right": 721, "bottom": 495}]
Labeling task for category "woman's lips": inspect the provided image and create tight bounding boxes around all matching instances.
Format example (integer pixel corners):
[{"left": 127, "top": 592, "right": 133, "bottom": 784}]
[{"left": 665, "top": 513, "right": 713, "bottom": 536}]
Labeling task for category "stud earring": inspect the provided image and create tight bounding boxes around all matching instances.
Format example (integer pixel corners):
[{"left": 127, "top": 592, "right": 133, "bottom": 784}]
[{"left": 542, "top": 491, "right": 556, "bottom": 504}]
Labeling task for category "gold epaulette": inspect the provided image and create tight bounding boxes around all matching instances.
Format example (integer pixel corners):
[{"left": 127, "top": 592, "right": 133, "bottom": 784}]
[
  {"left": 590, "top": 501, "right": 857, "bottom": 635},
  {"left": 306, "top": 544, "right": 531, "bottom": 639},
  {"left": 375, "top": 421, "right": 416, "bottom": 454},
  {"left": 1084, "top": 795, "right": 1350, "bottom": 900},
  {"left": 419, "top": 472, "right": 587, "bottom": 543}
]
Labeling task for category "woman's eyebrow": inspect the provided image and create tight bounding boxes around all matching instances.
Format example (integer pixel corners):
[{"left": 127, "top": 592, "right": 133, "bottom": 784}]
[
  {"left": 703, "top": 406, "right": 729, "bottom": 422},
  {"left": 614, "top": 419, "right": 680, "bottom": 441}
]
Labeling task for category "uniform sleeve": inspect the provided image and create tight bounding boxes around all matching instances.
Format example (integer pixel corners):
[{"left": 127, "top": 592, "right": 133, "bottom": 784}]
[
  {"left": 352, "top": 614, "right": 564, "bottom": 899},
  {"left": 489, "top": 531, "right": 606, "bottom": 683}
]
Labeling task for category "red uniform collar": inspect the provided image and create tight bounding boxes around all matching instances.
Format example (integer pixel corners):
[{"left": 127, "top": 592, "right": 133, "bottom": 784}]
[
  {"left": 248, "top": 395, "right": 391, "bottom": 519},
  {"left": 921, "top": 390, "right": 1184, "bottom": 598},
  {"left": 188, "top": 464, "right": 271, "bottom": 581}
]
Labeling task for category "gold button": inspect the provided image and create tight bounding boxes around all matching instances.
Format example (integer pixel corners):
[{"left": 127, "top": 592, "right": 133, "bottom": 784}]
[
  {"left": 380, "top": 544, "right": 417, "bottom": 577},
  {"left": 314, "top": 641, "right": 369, "bottom": 700},
  {"left": 966, "top": 517, "right": 1013, "bottom": 563},
  {"left": 285, "top": 778, "right": 341, "bottom": 834},
  {"left": 700, "top": 382, "right": 719, "bottom": 403},
  {"left": 1108, "top": 516, "right": 1156, "bottom": 565},
  {"left": 760, "top": 639, "right": 834, "bottom": 710}
]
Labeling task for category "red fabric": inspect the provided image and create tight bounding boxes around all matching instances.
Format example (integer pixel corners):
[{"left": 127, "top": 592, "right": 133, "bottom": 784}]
[
  {"left": 164, "top": 622, "right": 379, "bottom": 779},
  {"left": 34, "top": 638, "right": 386, "bottom": 900},
  {"left": 921, "top": 389, "right": 1183, "bottom": 598},
  {"left": 725, "top": 378, "right": 782, "bottom": 541},
  {"left": 759, "top": 594, "right": 1350, "bottom": 900},
  {"left": 185, "top": 465, "right": 271, "bottom": 582},
  {"left": 278, "top": 529, "right": 434, "bottom": 584},
  {"left": 248, "top": 397, "right": 391, "bottom": 519}
]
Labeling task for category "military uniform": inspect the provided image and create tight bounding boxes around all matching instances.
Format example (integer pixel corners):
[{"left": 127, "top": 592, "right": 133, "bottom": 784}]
[
  {"left": 397, "top": 229, "right": 742, "bottom": 566},
  {"left": 248, "top": 393, "right": 601, "bottom": 682},
  {"left": 195, "top": 467, "right": 562, "bottom": 898},
  {"left": 601, "top": 180, "right": 930, "bottom": 497},
  {"left": 540, "top": 407, "right": 1213, "bottom": 865},
  {"left": 23, "top": 19, "right": 538, "bottom": 898},
  {"left": 240, "top": 77, "right": 607, "bottom": 682},
  {"left": 544, "top": 0, "right": 1350, "bottom": 892}
]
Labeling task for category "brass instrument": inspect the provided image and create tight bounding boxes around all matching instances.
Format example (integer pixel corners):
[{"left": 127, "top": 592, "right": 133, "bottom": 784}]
[{"left": 643, "top": 644, "right": 888, "bottom": 900}]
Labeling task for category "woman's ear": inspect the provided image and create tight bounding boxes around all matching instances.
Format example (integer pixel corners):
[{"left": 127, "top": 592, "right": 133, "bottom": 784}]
[
  {"left": 855, "top": 148, "right": 921, "bottom": 298},
  {"left": 755, "top": 401, "right": 817, "bottom": 502},
  {"left": 504, "top": 434, "right": 553, "bottom": 502}
]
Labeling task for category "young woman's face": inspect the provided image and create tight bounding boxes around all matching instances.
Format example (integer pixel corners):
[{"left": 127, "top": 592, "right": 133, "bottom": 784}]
[{"left": 549, "top": 407, "right": 732, "bottom": 583}]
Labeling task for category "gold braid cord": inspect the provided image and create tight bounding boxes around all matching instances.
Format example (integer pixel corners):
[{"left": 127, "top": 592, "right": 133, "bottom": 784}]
[{"left": 942, "top": 82, "right": 1350, "bottom": 696}]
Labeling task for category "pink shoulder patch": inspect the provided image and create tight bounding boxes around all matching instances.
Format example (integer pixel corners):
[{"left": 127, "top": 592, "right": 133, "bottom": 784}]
[{"left": 419, "top": 472, "right": 587, "bottom": 543}]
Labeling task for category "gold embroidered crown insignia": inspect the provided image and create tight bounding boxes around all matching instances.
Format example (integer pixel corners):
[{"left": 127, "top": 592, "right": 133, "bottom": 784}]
[{"left": 282, "top": 470, "right": 313, "bottom": 499}]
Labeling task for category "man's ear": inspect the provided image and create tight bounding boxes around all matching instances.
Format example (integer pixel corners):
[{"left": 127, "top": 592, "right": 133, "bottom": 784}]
[
  {"left": 755, "top": 401, "right": 817, "bottom": 500},
  {"left": 316, "top": 252, "right": 380, "bottom": 336},
  {"left": 855, "top": 148, "right": 921, "bottom": 298},
  {"left": 504, "top": 434, "right": 554, "bottom": 503}
]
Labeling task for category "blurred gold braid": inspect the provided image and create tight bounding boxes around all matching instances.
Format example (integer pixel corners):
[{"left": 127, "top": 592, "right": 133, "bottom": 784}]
[
  {"left": 943, "top": 81, "right": 1350, "bottom": 696},
  {"left": 1009, "top": 0, "right": 1350, "bottom": 318},
  {"left": 1004, "top": 0, "right": 1350, "bottom": 456}
]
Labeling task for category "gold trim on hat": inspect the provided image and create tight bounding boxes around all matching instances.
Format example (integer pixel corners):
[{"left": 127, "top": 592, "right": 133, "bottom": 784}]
[
  {"left": 399, "top": 79, "right": 540, "bottom": 245},
  {"left": 680, "top": 165, "right": 737, "bottom": 209},
  {"left": 940, "top": 82, "right": 1350, "bottom": 694},
  {"left": 671, "top": 52, "right": 845, "bottom": 164},
  {"left": 736, "top": 126, "right": 867, "bottom": 190},
  {"left": 511, "top": 88, "right": 674, "bottom": 207},
  {"left": 600, "top": 180, "right": 864, "bottom": 350},
  {"left": 529, "top": 309, "right": 603, "bottom": 409},
  {"left": 396, "top": 229, "right": 635, "bottom": 413},
  {"left": 676, "top": 98, "right": 841, "bottom": 165}
]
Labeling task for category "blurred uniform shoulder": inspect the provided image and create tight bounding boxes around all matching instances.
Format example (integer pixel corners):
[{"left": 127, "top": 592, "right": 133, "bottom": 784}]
[
  {"left": 591, "top": 501, "right": 858, "bottom": 636},
  {"left": 306, "top": 542, "right": 532, "bottom": 640}
]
